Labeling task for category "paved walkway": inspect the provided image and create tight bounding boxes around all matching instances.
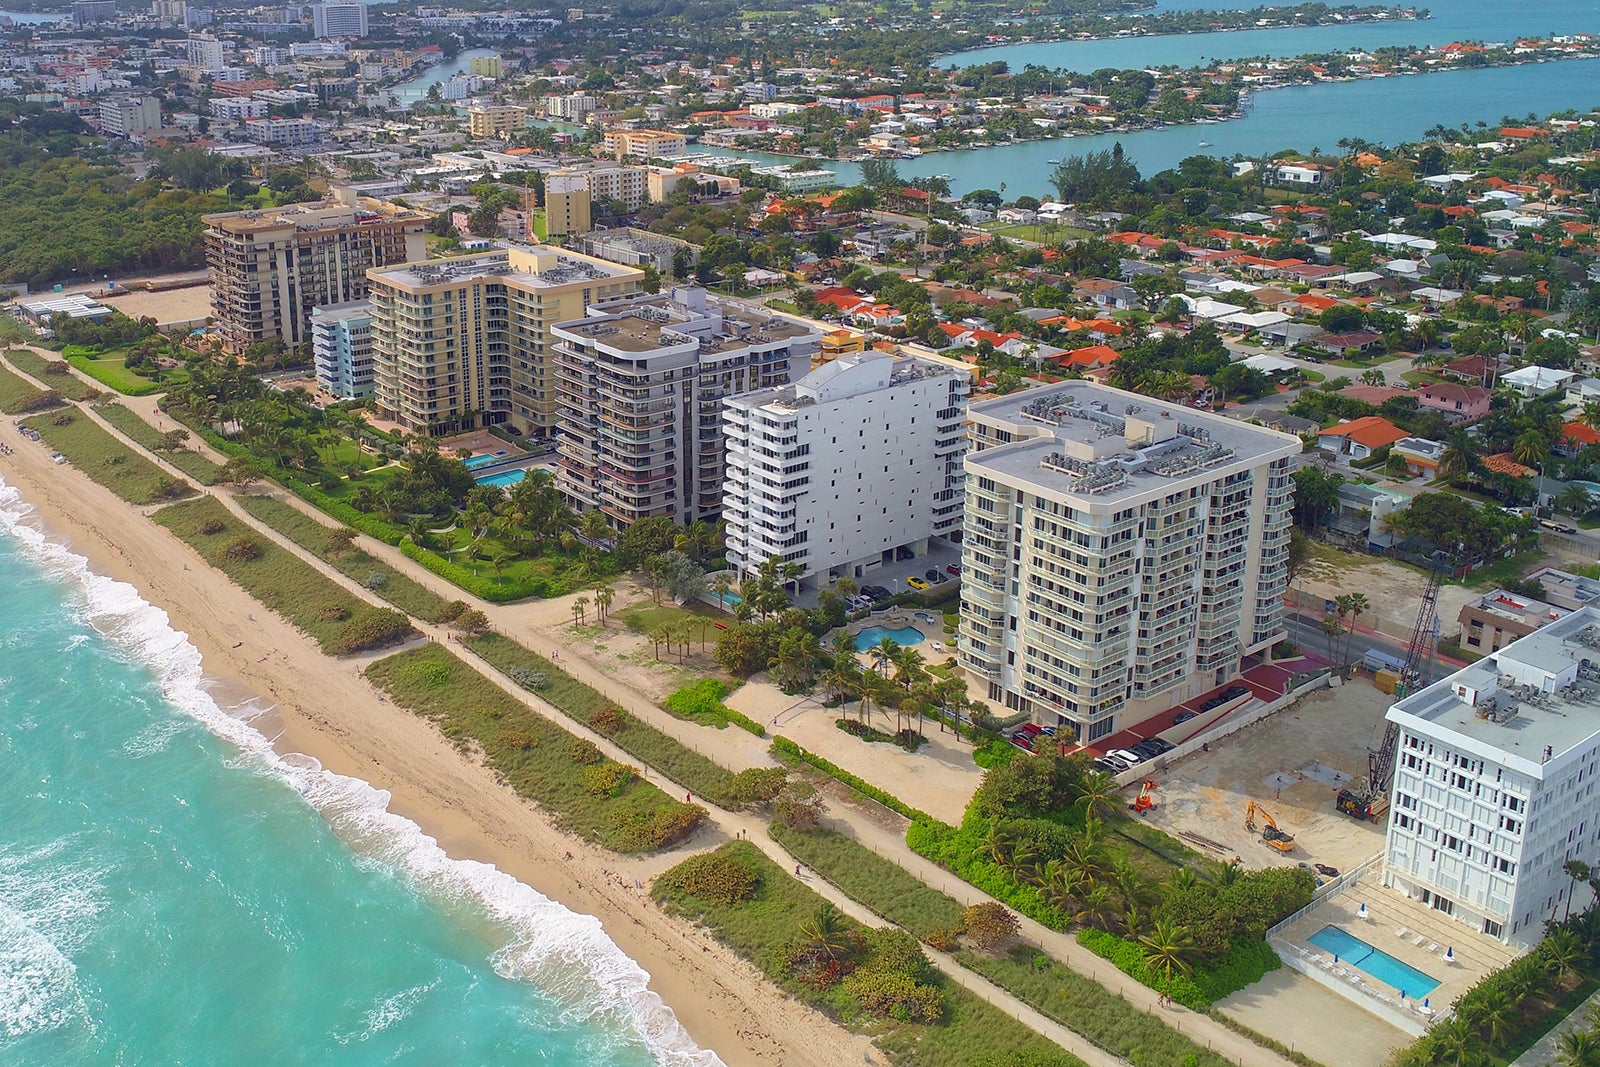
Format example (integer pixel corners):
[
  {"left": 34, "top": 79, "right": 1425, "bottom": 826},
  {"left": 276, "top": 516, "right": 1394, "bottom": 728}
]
[
  {"left": 49, "top": 370, "right": 1297, "bottom": 1067},
  {"left": 1511, "top": 987, "right": 1600, "bottom": 1066}
]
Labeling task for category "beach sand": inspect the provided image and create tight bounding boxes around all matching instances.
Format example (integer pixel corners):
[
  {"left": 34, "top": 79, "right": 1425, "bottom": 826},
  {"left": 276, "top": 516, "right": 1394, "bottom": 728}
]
[{"left": 0, "top": 422, "right": 872, "bottom": 1067}]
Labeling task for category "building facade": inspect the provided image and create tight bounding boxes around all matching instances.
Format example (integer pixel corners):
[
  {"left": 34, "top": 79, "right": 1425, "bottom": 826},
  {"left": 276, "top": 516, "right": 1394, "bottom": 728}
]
[
  {"left": 722, "top": 349, "right": 969, "bottom": 589},
  {"left": 1384, "top": 609, "right": 1600, "bottom": 947},
  {"left": 99, "top": 96, "right": 162, "bottom": 138},
  {"left": 365, "top": 247, "right": 643, "bottom": 437},
  {"left": 601, "top": 129, "right": 687, "bottom": 159},
  {"left": 186, "top": 32, "right": 226, "bottom": 71},
  {"left": 467, "top": 104, "right": 527, "bottom": 140},
  {"left": 312, "top": 2, "right": 367, "bottom": 38},
  {"left": 310, "top": 300, "right": 375, "bottom": 400},
  {"left": 204, "top": 193, "right": 429, "bottom": 353},
  {"left": 543, "top": 172, "right": 591, "bottom": 236},
  {"left": 960, "top": 382, "right": 1299, "bottom": 741},
  {"left": 1458, "top": 590, "right": 1568, "bottom": 654},
  {"left": 549, "top": 287, "right": 818, "bottom": 526}
]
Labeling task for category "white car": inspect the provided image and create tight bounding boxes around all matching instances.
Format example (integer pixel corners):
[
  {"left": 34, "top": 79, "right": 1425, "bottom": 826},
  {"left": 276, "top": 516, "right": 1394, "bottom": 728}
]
[{"left": 1107, "top": 748, "right": 1147, "bottom": 766}]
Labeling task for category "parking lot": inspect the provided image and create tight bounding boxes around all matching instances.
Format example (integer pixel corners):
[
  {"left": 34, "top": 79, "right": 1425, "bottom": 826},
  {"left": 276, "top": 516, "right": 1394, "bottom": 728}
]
[{"left": 798, "top": 539, "right": 963, "bottom": 608}]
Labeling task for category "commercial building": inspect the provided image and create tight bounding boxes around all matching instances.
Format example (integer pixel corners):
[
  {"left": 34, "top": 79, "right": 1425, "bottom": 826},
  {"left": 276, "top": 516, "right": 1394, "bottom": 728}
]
[
  {"left": 722, "top": 349, "right": 968, "bottom": 588},
  {"left": 311, "top": 2, "right": 367, "bottom": 38},
  {"left": 99, "top": 97, "right": 162, "bottom": 139},
  {"left": 365, "top": 247, "right": 643, "bottom": 437},
  {"left": 550, "top": 288, "right": 818, "bottom": 526},
  {"left": 310, "top": 300, "right": 375, "bottom": 400},
  {"left": 1458, "top": 590, "right": 1568, "bottom": 655},
  {"left": 1383, "top": 608, "right": 1600, "bottom": 947},
  {"left": 204, "top": 192, "right": 429, "bottom": 353},
  {"left": 960, "top": 382, "right": 1299, "bottom": 742},
  {"left": 467, "top": 105, "right": 527, "bottom": 140},
  {"left": 543, "top": 171, "right": 591, "bottom": 236},
  {"left": 602, "top": 129, "right": 688, "bottom": 160}
]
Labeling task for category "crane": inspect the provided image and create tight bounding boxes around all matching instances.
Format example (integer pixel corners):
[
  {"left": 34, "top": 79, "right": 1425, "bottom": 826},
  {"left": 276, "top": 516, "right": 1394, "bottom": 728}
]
[
  {"left": 1337, "top": 547, "right": 1457, "bottom": 821},
  {"left": 1244, "top": 800, "right": 1295, "bottom": 852}
]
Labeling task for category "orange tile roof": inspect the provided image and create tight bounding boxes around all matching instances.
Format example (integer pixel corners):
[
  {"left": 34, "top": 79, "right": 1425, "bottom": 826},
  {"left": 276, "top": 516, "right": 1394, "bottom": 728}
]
[
  {"left": 1482, "top": 453, "right": 1537, "bottom": 478},
  {"left": 1316, "top": 416, "right": 1409, "bottom": 450}
]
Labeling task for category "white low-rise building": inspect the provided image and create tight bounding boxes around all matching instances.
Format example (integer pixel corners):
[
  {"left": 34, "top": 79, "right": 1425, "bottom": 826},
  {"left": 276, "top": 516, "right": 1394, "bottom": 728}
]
[
  {"left": 722, "top": 349, "right": 970, "bottom": 589},
  {"left": 1384, "top": 608, "right": 1600, "bottom": 947}
]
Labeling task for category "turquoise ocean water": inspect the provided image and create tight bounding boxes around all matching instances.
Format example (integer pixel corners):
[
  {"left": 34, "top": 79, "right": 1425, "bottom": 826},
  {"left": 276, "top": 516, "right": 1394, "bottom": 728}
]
[{"left": 0, "top": 476, "right": 718, "bottom": 1066}]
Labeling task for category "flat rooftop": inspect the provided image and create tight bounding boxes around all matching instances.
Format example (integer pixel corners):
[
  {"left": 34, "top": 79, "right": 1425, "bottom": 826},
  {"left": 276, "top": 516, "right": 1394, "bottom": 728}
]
[
  {"left": 1389, "top": 607, "right": 1600, "bottom": 774},
  {"left": 556, "top": 290, "right": 812, "bottom": 355},
  {"left": 967, "top": 381, "right": 1301, "bottom": 504},
  {"left": 369, "top": 248, "right": 636, "bottom": 291},
  {"left": 205, "top": 200, "right": 427, "bottom": 233}
]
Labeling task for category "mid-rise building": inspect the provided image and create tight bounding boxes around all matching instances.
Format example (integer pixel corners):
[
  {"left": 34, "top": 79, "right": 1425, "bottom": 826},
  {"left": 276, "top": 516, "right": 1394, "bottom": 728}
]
[
  {"left": 311, "top": 2, "right": 367, "bottom": 38},
  {"left": 602, "top": 129, "right": 688, "bottom": 160},
  {"left": 544, "top": 171, "right": 591, "bottom": 236},
  {"left": 467, "top": 104, "right": 527, "bottom": 140},
  {"left": 72, "top": 0, "right": 117, "bottom": 26},
  {"left": 960, "top": 382, "right": 1299, "bottom": 742},
  {"left": 204, "top": 192, "right": 429, "bottom": 353},
  {"left": 542, "top": 92, "right": 597, "bottom": 122},
  {"left": 186, "top": 32, "right": 226, "bottom": 71},
  {"left": 310, "top": 300, "right": 375, "bottom": 400},
  {"left": 468, "top": 54, "right": 502, "bottom": 78},
  {"left": 99, "top": 96, "right": 162, "bottom": 139},
  {"left": 209, "top": 96, "right": 269, "bottom": 121},
  {"left": 365, "top": 247, "right": 643, "bottom": 437},
  {"left": 151, "top": 0, "right": 187, "bottom": 26},
  {"left": 243, "top": 116, "right": 320, "bottom": 145},
  {"left": 722, "top": 349, "right": 969, "bottom": 589},
  {"left": 1383, "top": 608, "right": 1600, "bottom": 947},
  {"left": 550, "top": 288, "right": 818, "bottom": 526}
]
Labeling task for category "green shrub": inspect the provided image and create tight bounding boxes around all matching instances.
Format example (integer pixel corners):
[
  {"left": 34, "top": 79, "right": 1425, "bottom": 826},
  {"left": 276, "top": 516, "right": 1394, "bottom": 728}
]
[
  {"left": 583, "top": 761, "right": 634, "bottom": 797},
  {"left": 222, "top": 535, "right": 261, "bottom": 562},
  {"left": 280, "top": 474, "right": 405, "bottom": 546},
  {"left": 399, "top": 537, "right": 557, "bottom": 602},
  {"left": 662, "top": 678, "right": 766, "bottom": 736},
  {"left": 569, "top": 737, "right": 603, "bottom": 765},
  {"left": 1075, "top": 928, "right": 1279, "bottom": 1009},
  {"left": 655, "top": 851, "right": 760, "bottom": 905},
  {"left": 974, "top": 737, "right": 1017, "bottom": 768}
]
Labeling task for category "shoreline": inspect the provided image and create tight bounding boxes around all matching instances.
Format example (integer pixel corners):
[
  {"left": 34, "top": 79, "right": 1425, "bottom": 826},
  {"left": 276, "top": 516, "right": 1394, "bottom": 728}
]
[{"left": 0, "top": 424, "right": 873, "bottom": 1066}]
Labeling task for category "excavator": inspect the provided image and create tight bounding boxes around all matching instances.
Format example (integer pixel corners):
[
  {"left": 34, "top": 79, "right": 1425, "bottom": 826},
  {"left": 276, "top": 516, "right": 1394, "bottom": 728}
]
[{"left": 1244, "top": 800, "right": 1295, "bottom": 852}]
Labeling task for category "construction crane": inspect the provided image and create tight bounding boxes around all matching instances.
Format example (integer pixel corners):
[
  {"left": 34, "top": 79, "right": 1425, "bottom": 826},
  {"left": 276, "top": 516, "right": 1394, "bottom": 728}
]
[
  {"left": 1337, "top": 547, "right": 1457, "bottom": 821},
  {"left": 1244, "top": 800, "right": 1295, "bottom": 852}
]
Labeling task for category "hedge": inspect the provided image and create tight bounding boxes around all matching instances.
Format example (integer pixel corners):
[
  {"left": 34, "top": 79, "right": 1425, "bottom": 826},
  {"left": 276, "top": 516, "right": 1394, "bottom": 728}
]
[
  {"left": 66, "top": 354, "right": 161, "bottom": 396},
  {"left": 280, "top": 474, "right": 406, "bottom": 546},
  {"left": 769, "top": 736, "right": 942, "bottom": 826},
  {"left": 399, "top": 537, "right": 554, "bottom": 602},
  {"left": 1076, "top": 928, "right": 1281, "bottom": 1009},
  {"left": 663, "top": 678, "right": 766, "bottom": 737}
]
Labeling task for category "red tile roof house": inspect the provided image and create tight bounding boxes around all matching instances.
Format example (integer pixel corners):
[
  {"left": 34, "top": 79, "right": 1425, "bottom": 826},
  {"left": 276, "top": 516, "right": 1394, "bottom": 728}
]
[
  {"left": 1559, "top": 421, "right": 1600, "bottom": 458},
  {"left": 1418, "top": 381, "right": 1493, "bottom": 423},
  {"left": 1317, "top": 416, "right": 1410, "bottom": 459},
  {"left": 1310, "top": 330, "right": 1384, "bottom": 354}
]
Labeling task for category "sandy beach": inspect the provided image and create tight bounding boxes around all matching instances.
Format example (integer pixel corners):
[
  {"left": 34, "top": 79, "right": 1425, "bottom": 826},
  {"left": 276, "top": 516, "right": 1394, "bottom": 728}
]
[{"left": 0, "top": 418, "right": 873, "bottom": 1067}]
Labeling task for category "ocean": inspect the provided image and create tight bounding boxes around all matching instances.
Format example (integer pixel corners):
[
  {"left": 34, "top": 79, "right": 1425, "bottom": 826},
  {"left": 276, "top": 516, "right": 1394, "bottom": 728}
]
[{"left": 0, "top": 476, "right": 717, "bottom": 1066}]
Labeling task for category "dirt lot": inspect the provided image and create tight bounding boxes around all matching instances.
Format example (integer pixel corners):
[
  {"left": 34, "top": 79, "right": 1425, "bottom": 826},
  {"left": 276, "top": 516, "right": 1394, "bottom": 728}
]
[
  {"left": 1295, "top": 546, "right": 1479, "bottom": 642},
  {"left": 1138, "top": 679, "right": 1392, "bottom": 874},
  {"left": 103, "top": 284, "right": 212, "bottom": 327}
]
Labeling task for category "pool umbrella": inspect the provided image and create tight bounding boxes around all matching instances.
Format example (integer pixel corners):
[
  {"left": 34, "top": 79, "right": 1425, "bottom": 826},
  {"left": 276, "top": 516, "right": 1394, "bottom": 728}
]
[
  {"left": 1445, "top": 946, "right": 1454, "bottom": 961},
  {"left": 1400, "top": 989, "right": 1406, "bottom": 1001},
  {"left": 1423, "top": 997, "right": 1430, "bottom": 1008},
  {"left": 1358, "top": 902, "right": 1368, "bottom": 918}
]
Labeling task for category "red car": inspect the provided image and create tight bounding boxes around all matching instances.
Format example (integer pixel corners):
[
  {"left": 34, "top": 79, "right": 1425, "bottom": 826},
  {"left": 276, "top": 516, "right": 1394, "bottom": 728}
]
[{"left": 946, "top": 563, "right": 962, "bottom": 576}]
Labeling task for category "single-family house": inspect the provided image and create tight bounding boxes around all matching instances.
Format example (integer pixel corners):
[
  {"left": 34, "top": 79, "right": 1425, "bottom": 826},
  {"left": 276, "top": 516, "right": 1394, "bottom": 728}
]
[
  {"left": 1417, "top": 381, "right": 1493, "bottom": 423},
  {"left": 1560, "top": 421, "right": 1600, "bottom": 458},
  {"left": 1072, "top": 278, "right": 1139, "bottom": 310},
  {"left": 1309, "top": 330, "right": 1383, "bottom": 355},
  {"left": 1331, "top": 482, "right": 1411, "bottom": 552},
  {"left": 997, "top": 207, "right": 1037, "bottom": 225},
  {"left": 1392, "top": 437, "right": 1445, "bottom": 478},
  {"left": 1566, "top": 377, "right": 1600, "bottom": 406},
  {"left": 1317, "top": 415, "right": 1409, "bottom": 460},
  {"left": 1275, "top": 162, "right": 1328, "bottom": 185},
  {"left": 1501, "top": 365, "right": 1576, "bottom": 397}
]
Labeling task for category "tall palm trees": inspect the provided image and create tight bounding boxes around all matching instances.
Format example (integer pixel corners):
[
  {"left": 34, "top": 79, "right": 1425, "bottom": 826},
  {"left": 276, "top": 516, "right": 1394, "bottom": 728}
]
[
  {"left": 1139, "top": 920, "right": 1196, "bottom": 985},
  {"left": 1334, "top": 592, "right": 1370, "bottom": 666}
]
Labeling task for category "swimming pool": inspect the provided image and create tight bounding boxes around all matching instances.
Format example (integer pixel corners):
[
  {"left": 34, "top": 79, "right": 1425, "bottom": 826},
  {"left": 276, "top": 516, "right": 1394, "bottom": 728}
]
[
  {"left": 714, "top": 591, "right": 742, "bottom": 610},
  {"left": 464, "top": 451, "right": 511, "bottom": 470},
  {"left": 475, "top": 469, "right": 527, "bottom": 488},
  {"left": 1307, "top": 925, "right": 1440, "bottom": 998},
  {"left": 853, "top": 625, "right": 926, "bottom": 651}
]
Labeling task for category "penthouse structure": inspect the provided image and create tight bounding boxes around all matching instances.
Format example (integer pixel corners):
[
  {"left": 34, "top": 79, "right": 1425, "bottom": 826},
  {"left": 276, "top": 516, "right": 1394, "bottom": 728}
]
[
  {"left": 204, "top": 193, "right": 429, "bottom": 353},
  {"left": 550, "top": 288, "right": 818, "bottom": 527},
  {"left": 722, "top": 349, "right": 969, "bottom": 589},
  {"left": 961, "top": 382, "right": 1300, "bottom": 742},
  {"left": 1384, "top": 609, "right": 1600, "bottom": 947},
  {"left": 365, "top": 247, "right": 643, "bottom": 437}
]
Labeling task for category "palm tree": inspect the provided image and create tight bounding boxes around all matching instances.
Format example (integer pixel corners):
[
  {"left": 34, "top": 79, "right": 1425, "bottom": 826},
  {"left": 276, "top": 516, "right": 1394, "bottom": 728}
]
[
  {"left": 1513, "top": 426, "right": 1552, "bottom": 470},
  {"left": 1319, "top": 613, "right": 1346, "bottom": 666},
  {"left": 580, "top": 508, "right": 610, "bottom": 542},
  {"left": 1564, "top": 861, "right": 1593, "bottom": 921},
  {"left": 868, "top": 636, "right": 901, "bottom": 679},
  {"left": 1558, "top": 1028, "right": 1600, "bottom": 1067},
  {"left": 1545, "top": 929, "right": 1584, "bottom": 988},
  {"left": 650, "top": 625, "right": 671, "bottom": 660},
  {"left": 891, "top": 646, "right": 928, "bottom": 695},
  {"left": 571, "top": 596, "right": 589, "bottom": 626},
  {"left": 1336, "top": 592, "right": 1371, "bottom": 666},
  {"left": 1075, "top": 771, "right": 1119, "bottom": 826},
  {"left": 1582, "top": 401, "right": 1600, "bottom": 434},
  {"left": 1073, "top": 884, "right": 1118, "bottom": 930},
  {"left": 795, "top": 903, "right": 854, "bottom": 965},
  {"left": 594, "top": 583, "right": 615, "bottom": 624},
  {"left": 1479, "top": 997, "right": 1523, "bottom": 1051},
  {"left": 1438, "top": 438, "right": 1477, "bottom": 481},
  {"left": 1427, "top": 1019, "right": 1477, "bottom": 1067},
  {"left": 1139, "top": 920, "right": 1196, "bottom": 984},
  {"left": 1039, "top": 860, "right": 1086, "bottom": 915},
  {"left": 1557, "top": 486, "right": 1596, "bottom": 519}
]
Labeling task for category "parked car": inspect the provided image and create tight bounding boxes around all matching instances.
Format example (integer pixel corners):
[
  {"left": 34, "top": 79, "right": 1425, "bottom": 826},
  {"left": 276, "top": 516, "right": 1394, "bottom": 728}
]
[
  {"left": 907, "top": 577, "right": 930, "bottom": 590},
  {"left": 1172, "top": 710, "right": 1197, "bottom": 725},
  {"left": 863, "top": 585, "right": 891, "bottom": 599},
  {"left": 1094, "top": 755, "right": 1132, "bottom": 774},
  {"left": 1107, "top": 748, "right": 1146, "bottom": 766},
  {"left": 1139, "top": 738, "right": 1175, "bottom": 755},
  {"left": 925, "top": 568, "right": 942, "bottom": 582},
  {"left": 946, "top": 563, "right": 962, "bottom": 576},
  {"left": 896, "top": 545, "right": 915, "bottom": 561}
]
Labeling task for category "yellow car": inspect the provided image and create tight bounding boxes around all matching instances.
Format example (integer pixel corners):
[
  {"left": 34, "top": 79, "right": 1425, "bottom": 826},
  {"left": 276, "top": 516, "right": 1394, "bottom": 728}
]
[{"left": 907, "top": 576, "right": 931, "bottom": 590}]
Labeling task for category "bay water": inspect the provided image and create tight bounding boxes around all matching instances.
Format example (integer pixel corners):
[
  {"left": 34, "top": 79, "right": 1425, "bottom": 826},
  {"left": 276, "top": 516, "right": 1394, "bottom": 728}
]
[{"left": 0, "top": 476, "right": 717, "bottom": 1066}]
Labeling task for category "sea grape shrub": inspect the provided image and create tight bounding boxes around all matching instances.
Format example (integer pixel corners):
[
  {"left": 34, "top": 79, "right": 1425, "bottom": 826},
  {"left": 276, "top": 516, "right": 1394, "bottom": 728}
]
[
  {"left": 610, "top": 804, "right": 703, "bottom": 852},
  {"left": 656, "top": 852, "right": 759, "bottom": 905},
  {"left": 962, "top": 902, "right": 1020, "bottom": 951},
  {"left": 497, "top": 730, "right": 537, "bottom": 751},
  {"left": 223, "top": 535, "right": 261, "bottom": 562},
  {"left": 582, "top": 761, "right": 634, "bottom": 797},
  {"left": 726, "top": 766, "right": 787, "bottom": 807},
  {"left": 772, "top": 781, "right": 826, "bottom": 830},
  {"left": 588, "top": 706, "right": 626, "bottom": 735},
  {"left": 568, "top": 738, "right": 603, "bottom": 765},
  {"left": 328, "top": 609, "right": 412, "bottom": 656}
]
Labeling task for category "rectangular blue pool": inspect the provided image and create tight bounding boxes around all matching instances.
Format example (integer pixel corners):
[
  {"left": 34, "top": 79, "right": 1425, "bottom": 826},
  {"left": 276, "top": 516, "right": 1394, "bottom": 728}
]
[
  {"left": 1307, "top": 925, "right": 1440, "bottom": 997},
  {"left": 464, "top": 452, "right": 511, "bottom": 470},
  {"left": 475, "top": 469, "right": 527, "bottom": 488}
]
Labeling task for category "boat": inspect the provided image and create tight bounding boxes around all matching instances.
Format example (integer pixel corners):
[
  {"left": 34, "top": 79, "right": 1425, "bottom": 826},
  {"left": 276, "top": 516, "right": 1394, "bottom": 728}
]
[
  {"left": 934, "top": 172, "right": 953, "bottom": 181},
  {"left": 1198, "top": 140, "right": 1212, "bottom": 147},
  {"left": 1046, "top": 158, "right": 1061, "bottom": 164}
]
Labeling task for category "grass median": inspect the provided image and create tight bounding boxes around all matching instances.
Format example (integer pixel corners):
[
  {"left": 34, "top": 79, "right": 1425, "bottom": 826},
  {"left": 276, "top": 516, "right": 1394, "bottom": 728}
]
[
  {"left": 154, "top": 496, "right": 413, "bottom": 656},
  {"left": 366, "top": 643, "right": 703, "bottom": 853},
  {"left": 35, "top": 409, "right": 191, "bottom": 505},
  {"left": 0, "top": 359, "right": 64, "bottom": 415},
  {"left": 96, "top": 402, "right": 224, "bottom": 485},
  {"left": 3, "top": 349, "right": 101, "bottom": 401}
]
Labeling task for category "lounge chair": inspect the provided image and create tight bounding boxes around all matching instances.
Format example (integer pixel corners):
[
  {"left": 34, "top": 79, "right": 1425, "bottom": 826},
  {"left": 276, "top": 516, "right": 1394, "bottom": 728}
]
[
  {"left": 1394, "top": 926, "right": 1410, "bottom": 938},
  {"left": 1427, "top": 942, "right": 1439, "bottom": 953}
]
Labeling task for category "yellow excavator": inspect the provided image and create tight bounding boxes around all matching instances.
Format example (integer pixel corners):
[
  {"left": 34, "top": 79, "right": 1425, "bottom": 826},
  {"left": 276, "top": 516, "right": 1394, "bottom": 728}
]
[{"left": 1244, "top": 800, "right": 1295, "bottom": 853}]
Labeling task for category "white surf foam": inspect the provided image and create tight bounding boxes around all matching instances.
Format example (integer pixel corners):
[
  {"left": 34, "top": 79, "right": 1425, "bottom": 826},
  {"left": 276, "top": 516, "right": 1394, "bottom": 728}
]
[{"left": 0, "top": 477, "right": 724, "bottom": 1067}]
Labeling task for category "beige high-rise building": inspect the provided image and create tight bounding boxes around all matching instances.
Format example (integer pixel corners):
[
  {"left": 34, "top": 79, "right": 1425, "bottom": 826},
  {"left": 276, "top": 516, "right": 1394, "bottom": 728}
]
[
  {"left": 467, "top": 104, "right": 527, "bottom": 140},
  {"left": 365, "top": 247, "right": 643, "bottom": 437},
  {"left": 544, "top": 171, "right": 591, "bottom": 236},
  {"left": 204, "top": 192, "right": 429, "bottom": 354},
  {"left": 960, "top": 382, "right": 1299, "bottom": 743}
]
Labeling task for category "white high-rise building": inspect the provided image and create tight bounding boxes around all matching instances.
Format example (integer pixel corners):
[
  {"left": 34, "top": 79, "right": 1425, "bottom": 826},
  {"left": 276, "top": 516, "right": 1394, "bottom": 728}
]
[
  {"left": 310, "top": 300, "right": 374, "bottom": 400},
  {"left": 960, "top": 382, "right": 1299, "bottom": 742},
  {"left": 186, "top": 32, "right": 226, "bottom": 72},
  {"left": 312, "top": 2, "right": 367, "bottom": 38},
  {"left": 722, "top": 349, "right": 969, "bottom": 589},
  {"left": 1384, "top": 608, "right": 1600, "bottom": 947}
]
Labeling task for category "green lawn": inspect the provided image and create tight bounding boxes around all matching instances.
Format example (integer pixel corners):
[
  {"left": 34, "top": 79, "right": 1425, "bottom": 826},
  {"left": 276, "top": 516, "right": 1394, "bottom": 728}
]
[
  {"left": 1463, "top": 548, "right": 1545, "bottom": 591},
  {"left": 429, "top": 524, "right": 593, "bottom": 591},
  {"left": 769, "top": 824, "right": 965, "bottom": 938},
  {"left": 366, "top": 643, "right": 702, "bottom": 853},
  {"left": 0, "top": 360, "right": 57, "bottom": 415},
  {"left": 619, "top": 602, "right": 723, "bottom": 635},
  {"left": 233, "top": 494, "right": 459, "bottom": 623},
  {"left": 66, "top": 353, "right": 164, "bottom": 396},
  {"left": 95, "top": 402, "right": 224, "bottom": 485},
  {"left": 3, "top": 348, "right": 101, "bottom": 401},
  {"left": 35, "top": 410, "right": 191, "bottom": 505},
  {"left": 154, "top": 496, "right": 413, "bottom": 657},
  {"left": 464, "top": 632, "right": 740, "bottom": 804}
]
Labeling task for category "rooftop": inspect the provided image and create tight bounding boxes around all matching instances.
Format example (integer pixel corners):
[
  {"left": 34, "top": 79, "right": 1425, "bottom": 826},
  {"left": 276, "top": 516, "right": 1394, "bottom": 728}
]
[
  {"left": 552, "top": 286, "right": 813, "bottom": 356},
  {"left": 732, "top": 349, "right": 961, "bottom": 414},
  {"left": 369, "top": 247, "right": 635, "bottom": 292},
  {"left": 205, "top": 196, "right": 427, "bottom": 234},
  {"left": 1389, "top": 607, "right": 1600, "bottom": 775},
  {"left": 967, "top": 381, "right": 1300, "bottom": 505}
]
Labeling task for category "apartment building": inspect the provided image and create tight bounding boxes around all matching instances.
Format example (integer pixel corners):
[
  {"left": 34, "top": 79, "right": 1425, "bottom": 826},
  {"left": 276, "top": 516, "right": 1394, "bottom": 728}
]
[
  {"left": 312, "top": 2, "right": 367, "bottom": 38},
  {"left": 243, "top": 116, "right": 321, "bottom": 145},
  {"left": 960, "top": 382, "right": 1299, "bottom": 742},
  {"left": 186, "top": 32, "right": 226, "bottom": 72},
  {"left": 467, "top": 105, "right": 527, "bottom": 140},
  {"left": 209, "top": 97, "right": 269, "bottom": 121},
  {"left": 544, "top": 172, "right": 591, "bottom": 237},
  {"left": 366, "top": 247, "right": 643, "bottom": 437},
  {"left": 204, "top": 192, "right": 429, "bottom": 353},
  {"left": 722, "top": 349, "right": 969, "bottom": 589},
  {"left": 549, "top": 287, "right": 818, "bottom": 526},
  {"left": 1384, "top": 609, "right": 1600, "bottom": 947},
  {"left": 99, "top": 96, "right": 161, "bottom": 138},
  {"left": 310, "top": 300, "right": 375, "bottom": 400},
  {"left": 583, "top": 164, "right": 648, "bottom": 210},
  {"left": 1458, "top": 589, "right": 1568, "bottom": 654},
  {"left": 602, "top": 129, "right": 688, "bottom": 159},
  {"left": 542, "top": 93, "right": 597, "bottom": 122}
]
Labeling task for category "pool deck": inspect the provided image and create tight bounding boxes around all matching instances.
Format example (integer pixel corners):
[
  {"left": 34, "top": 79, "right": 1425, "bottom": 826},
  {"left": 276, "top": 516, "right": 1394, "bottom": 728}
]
[{"left": 1270, "top": 867, "right": 1520, "bottom": 1033}]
